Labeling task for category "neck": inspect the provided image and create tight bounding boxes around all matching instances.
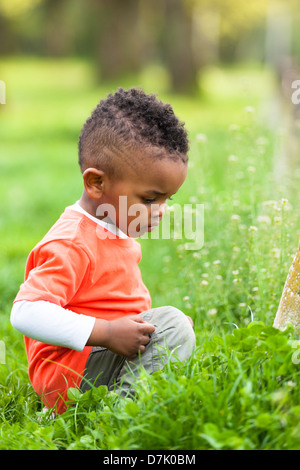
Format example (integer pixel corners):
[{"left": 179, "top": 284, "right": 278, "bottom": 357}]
[{"left": 79, "top": 191, "right": 99, "bottom": 218}]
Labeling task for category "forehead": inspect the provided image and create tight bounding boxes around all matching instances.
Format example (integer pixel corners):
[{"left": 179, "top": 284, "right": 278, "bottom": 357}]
[{"left": 130, "top": 147, "right": 188, "bottom": 194}]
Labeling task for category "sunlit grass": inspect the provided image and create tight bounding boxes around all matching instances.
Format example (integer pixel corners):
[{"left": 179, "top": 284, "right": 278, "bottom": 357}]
[{"left": 1, "top": 58, "right": 300, "bottom": 449}]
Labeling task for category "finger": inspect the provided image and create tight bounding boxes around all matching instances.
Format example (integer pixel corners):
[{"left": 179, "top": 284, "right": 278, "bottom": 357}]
[
  {"left": 127, "top": 346, "right": 145, "bottom": 359},
  {"left": 140, "top": 334, "right": 151, "bottom": 345},
  {"left": 131, "top": 316, "right": 155, "bottom": 333},
  {"left": 130, "top": 315, "right": 146, "bottom": 324},
  {"left": 141, "top": 322, "right": 155, "bottom": 334},
  {"left": 127, "top": 353, "right": 138, "bottom": 360}
]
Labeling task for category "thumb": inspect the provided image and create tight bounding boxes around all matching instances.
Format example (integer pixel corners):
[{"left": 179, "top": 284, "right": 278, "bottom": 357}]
[
  {"left": 131, "top": 315, "right": 155, "bottom": 333},
  {"left": 130, "top": 315, "right": 146, "bottom": 323},
  {"left": 140, "top": 321, "right": 155, "bottom": 334}
]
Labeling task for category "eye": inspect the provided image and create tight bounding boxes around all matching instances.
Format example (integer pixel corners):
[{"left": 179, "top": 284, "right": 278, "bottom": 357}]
[{"left": 141, "top": 197, "right": 157, "bottom": 205}]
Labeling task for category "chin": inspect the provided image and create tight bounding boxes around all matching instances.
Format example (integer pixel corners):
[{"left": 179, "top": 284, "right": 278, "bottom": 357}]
[{"left": 127, "top": 226, "right": 152, "bottom": 238}]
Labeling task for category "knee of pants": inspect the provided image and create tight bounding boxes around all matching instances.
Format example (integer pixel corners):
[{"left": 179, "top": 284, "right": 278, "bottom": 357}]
[{"left": 142, "top": 305, "right": 196, "bottom": 360}]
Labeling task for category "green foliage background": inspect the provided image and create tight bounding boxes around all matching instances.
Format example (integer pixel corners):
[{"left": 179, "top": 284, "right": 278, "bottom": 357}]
[{"left": 1, "top": 58, "right": 300, "bottom": 449}]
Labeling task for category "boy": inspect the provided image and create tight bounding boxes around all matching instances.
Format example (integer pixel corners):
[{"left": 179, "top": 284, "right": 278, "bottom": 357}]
[{"left": 11, "top": 88, "right": 196, "bottom": 414}]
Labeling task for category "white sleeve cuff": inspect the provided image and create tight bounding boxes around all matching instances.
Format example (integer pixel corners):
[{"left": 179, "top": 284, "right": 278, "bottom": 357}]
[{"left": 11, "top": 300, "right": 96, "bottom": 352}]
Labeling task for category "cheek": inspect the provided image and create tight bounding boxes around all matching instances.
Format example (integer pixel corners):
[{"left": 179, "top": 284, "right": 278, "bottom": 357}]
[
  {"left": 126, "top": 204, "right": 152, "bottom": 237},
  {"left": 150, "top": 202, "right": 167, "bottom": 218},
  {"left": 128, "top": 204, "right": 151, "bottom": 222}
]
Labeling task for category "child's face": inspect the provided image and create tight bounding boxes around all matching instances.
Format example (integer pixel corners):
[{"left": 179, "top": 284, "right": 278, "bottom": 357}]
[{"left": 98, "top": 148, "right": 188, "bottom": 237}]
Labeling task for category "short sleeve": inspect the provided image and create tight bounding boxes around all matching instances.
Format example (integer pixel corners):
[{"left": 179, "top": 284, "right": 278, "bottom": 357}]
[{"left": 14, "top": 240, "right": 90, "bottom": 307}]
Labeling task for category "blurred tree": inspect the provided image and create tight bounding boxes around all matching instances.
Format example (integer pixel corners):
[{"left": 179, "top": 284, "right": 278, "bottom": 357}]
[
  {"left": 87, "top": 0, "right": 145, "bottom": 81},
  {"left": 0, "top": 12, "right": 14, "bottom": 54},
  {"left": 0, "top": 0, "right": 299, "bottom": 95},
  {"left": 188, "top": 0, "right": 270, "bottom": 62},
  {"left": 0, "top": 0, "right": 43, "bottom": 54},
  {"left": 0, "top": 0, "right": 42, "bottom": 17},
  {"left": 42, "top": 0, "right": 70, "bottom": 56},
  {"left": 160, "top": 0, "right": 198, "bottom": 93}
]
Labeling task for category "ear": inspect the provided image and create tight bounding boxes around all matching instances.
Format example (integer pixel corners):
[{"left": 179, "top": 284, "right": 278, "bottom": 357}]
[{"left": 82, "top": 168, "right": 106, "bottom": 200}]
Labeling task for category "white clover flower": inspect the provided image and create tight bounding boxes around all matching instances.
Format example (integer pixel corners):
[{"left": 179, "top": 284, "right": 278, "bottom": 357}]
[
  {"left": 262, "top": 200, "right": 277, "bottom": 209},
  {"left": 213, "top": 260, "right": 221, "bottom": 265},
  {"left": 272, "top": 248, "right": 280, "bottom": 259},
  {"left": 201, "top": 280, "right": 209, "bottom": 286},
  {"left": 256, "top": 136, "right": 269, "bottom": 146},
  {"left": 183, "top": 296, "right": 190, "bottom": 302},
  {"left": 257, "top": 215, "right": 271, "bottom": 225},
  {"left": 247, "top": 166, "right": 256, "bottom": 174},
  {"left": 196, "top": 133, "right": 207, "bottom": 143},
  {"left": 281, "top": 198, "right": 291, "bottom": 211},
  {"left": 207, "top": 308, "right": 217, "bottom": 316},
  {"left": 249, "top": 225, "right": 258, "bottom": 232},
  {"left": 228, "top": 154, "right": 238, "bottom": 162},
  {"left": 231, "top": 214, "right": 241, "bottom": 222},
  {"left": 229, "top": 124, "right": 240, "bottom": 132}
]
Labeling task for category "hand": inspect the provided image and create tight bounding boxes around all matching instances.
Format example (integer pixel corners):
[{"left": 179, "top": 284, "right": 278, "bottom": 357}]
[{"left": 87, "top": 315, "right": 155, "bottom": 359}]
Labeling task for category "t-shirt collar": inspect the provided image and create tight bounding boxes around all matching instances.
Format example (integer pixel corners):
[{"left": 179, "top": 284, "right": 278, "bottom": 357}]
[{"left": 68, "top": 201, "right": 128, "bottom": 239}]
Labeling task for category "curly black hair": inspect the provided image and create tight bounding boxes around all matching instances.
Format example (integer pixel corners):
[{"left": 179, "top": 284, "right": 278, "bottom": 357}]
[{"left": 78, "top": 87, "right": 189, "bottom": 177}]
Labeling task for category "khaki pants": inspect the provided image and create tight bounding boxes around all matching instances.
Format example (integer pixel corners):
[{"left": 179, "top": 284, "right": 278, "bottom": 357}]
[{"left": 80, "top": 306, "right": 196, "bottom": 396}]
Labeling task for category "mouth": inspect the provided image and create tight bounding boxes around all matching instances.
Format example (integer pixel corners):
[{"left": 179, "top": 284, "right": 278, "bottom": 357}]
[
  {"left": 146, "top": 226, "right": 156, "bottom": 232},
  {"left": 146, "top": 221, "right": 160, "bottom": 232},
  {"left": 138, "top": 218, "right": 160, "bottom": 232}
]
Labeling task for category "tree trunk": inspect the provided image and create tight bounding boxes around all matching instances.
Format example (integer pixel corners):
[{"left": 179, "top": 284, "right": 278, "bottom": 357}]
[
  {"left": 93, "top": 0, "right": 144, "bottom": 81},
  {"left": 161, "top": 0, "right": 198, "bottom": 94},
  {"left": 273, "top": 242, "right": 300, "bottom": 331},
  {"left": 0, "top": 13, "right": 15, "bottom": 55}
]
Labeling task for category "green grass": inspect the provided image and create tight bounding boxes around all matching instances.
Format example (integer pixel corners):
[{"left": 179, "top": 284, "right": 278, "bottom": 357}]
[{"left": 1, "top": 58, "right": 300, "bottom": 450}]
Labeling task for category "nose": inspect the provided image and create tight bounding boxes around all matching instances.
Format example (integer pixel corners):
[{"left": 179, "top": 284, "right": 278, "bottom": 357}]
[
  {"left": 152, "top": 202, "right": 167, "bottom": 221},
  {"left": 159, "top": 202, "right": 167, "bottom": 218}
]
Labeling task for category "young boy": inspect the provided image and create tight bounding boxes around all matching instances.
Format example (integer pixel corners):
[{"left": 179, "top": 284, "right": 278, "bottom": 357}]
[{"left": 11, "top": 88, "right": 196, "bottom": 414}]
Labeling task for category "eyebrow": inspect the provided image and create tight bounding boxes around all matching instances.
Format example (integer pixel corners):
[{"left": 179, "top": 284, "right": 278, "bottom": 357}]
[{"left": 144, "top": 190, "right": 167, "bottom": 196}]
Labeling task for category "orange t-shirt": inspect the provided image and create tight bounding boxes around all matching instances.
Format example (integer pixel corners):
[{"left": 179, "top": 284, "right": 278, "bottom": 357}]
[{"left": 14, "top": 206, "right": 151, "bottom": 413}]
